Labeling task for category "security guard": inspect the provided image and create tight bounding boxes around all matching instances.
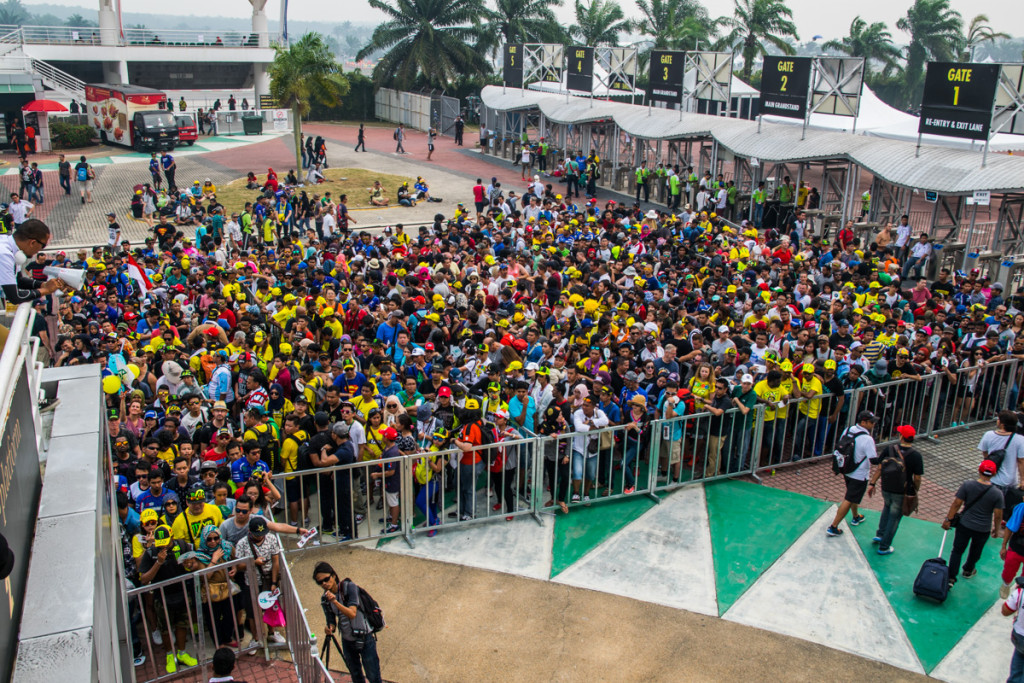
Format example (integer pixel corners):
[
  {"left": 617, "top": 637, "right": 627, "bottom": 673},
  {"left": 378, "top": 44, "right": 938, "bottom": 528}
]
[{"left": 635, "top": 160, "right": 650, "bottom": 203}]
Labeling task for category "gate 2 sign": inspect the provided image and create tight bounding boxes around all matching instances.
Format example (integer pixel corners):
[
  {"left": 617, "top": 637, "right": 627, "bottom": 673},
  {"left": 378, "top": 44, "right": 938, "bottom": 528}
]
[
  {"left": 919, "top": 62, "right": 1000, "bottom": 141},
  {"left": 759, "top": 56, "right": 812, "bottom": 119}
]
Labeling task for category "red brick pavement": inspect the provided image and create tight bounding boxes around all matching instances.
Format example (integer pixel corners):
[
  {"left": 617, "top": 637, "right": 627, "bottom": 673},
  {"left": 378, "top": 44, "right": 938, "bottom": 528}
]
[
  {"left": 140, "top": 655, "right": 352, "bottom": 682},
  {"left": 745, "top": 458, "right": 957, "bottom": 524}
]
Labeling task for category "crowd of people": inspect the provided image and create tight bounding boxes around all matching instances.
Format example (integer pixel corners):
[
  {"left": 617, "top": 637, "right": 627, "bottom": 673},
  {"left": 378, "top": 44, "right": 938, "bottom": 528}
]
[{"left": 9, "top": 125, "right": 1024, "bottom": 679}]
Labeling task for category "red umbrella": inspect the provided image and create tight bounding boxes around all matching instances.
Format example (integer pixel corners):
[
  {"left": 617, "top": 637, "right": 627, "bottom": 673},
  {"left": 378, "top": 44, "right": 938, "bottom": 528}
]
[{"left": 22, "top": 99, "right": 67, "bottom": 112}]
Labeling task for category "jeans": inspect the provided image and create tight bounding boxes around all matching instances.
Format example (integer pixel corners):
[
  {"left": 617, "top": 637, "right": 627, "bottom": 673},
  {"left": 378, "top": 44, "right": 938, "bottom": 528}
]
[
  {"left": 730, "top": 427, "right": 752, "bottom": 473},
  {"left": 902, "top": 256, "right": 924, "bottom": 280},
  {"left": 754, "top": 202, "right": 764, "bottom": 228},
  {"left": 876, "top": 490, "right": 904, "bottom": 550},
  {"left": 59, "top": 174, "right": 70, "bottom": 194},
  {"left": 949, "top": 525, "right": 991, "bottom": 578},
  {"left": 458, "top": 461, "right": 484, "bottom": 518},
  {"left": 793, "top": 415, "right": 822, "bottom": 459},
  {"left": 623, "top": 439, "right": 639, "bottom": 488},
  {"left": 415, "top": 479, "right": 439, "bottom": 526},
  {"left": 25, "top": 183, "right": 39, "bottom": 202},
  {"left": 1009, "top": 643, "right": 1024, "bottom": 682},
  {"left": 342, "top": 635, "right": 382, "bottom": 683},
  {"left": 544, "top": 452, "right": 570, "bottom": 504},
  {"left": 572, "top": 449, "right": 598, "bottom": 482}
]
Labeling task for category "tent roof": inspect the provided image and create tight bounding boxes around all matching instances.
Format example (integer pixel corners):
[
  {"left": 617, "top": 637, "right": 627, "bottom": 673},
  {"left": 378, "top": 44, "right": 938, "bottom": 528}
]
[{"left": 481, "top": 85, "right": 1024, "bottom": 195}]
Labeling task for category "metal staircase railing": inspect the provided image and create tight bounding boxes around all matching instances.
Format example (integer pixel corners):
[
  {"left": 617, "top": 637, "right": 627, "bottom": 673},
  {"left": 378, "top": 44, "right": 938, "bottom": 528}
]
[{"left": 27, "top": 57, "right": 85, "bottom": 100}]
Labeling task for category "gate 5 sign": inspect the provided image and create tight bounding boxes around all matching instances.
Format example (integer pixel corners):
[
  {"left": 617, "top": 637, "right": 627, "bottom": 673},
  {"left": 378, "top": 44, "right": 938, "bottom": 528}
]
[
  {"left": 919, "top": 62, "right": 999, "bottom": 140},
  {"left": 759, "top": 56, "right": 811, "bottom": 119},
  {"left": 648, "top": 50, "right": 685, "bottom": 104},
  {"left": 568, "top": 46, "right": 594, "bottom": 93},
  {"left": 504, "top": 44, "right": 524, "bottom": 88}
]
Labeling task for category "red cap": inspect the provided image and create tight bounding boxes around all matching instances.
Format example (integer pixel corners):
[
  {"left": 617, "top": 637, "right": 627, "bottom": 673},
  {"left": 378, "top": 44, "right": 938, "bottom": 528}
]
[
  {"left": 895, "top": 425, "right": 916, "bottom": 439},
  {"left": 980, "top": 459, "right": 998, "bottom": 476},
  {"left": 205, "top": 327, "right": 220, "bottom": 337},
  {"left": 382, "top": 427, "right": 398, "bottom": 440},
  {"left": 512, "top": 339, "right": 528, "bottom": 352},
  {"left": 500, "top": 334, "right": 514, "bottom": 346},
  {"left": 425, "top": 342, "right": 434, "bottom": 351},
  {"left": 438, "top": 386, "right": 452, "bottom": 398}
]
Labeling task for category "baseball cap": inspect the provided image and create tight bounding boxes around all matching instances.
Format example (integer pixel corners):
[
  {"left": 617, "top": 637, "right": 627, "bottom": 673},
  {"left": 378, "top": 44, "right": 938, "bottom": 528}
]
[
  {"left": 824, "top": 360, "right": 837, "bottom": 370},
  {"left": 895, "top": 425, "right": 916, "bottom": 439},
  {"left": 801, "top": 363, "right": 814, "bottom": 373},
  {"left": 856, "top": 410, "right": 877, "bottom": 423},
  {"left": 332, "top": 422, "right": 350, "bottom": 437},
  {"left": 200, "top": 460, "right": 218, "bottom": 472},
  {"left": 249, "top": 517, "right": 269, "bottom": 535},
  {"left": 979, "top": 459, "right": 999, "bottom": 476},
  {"left": 718, "top": 325, "right": 730, "bottom": 334},
  {"left": 438, "top": 386, "right": 452, "bottom": 398},
  {"left": 381, "top": 426, "right": 398, "bottom": 440},
  {"left": 140, "top": 509, "right": 159, "bottom": 524},
  {"left": 741, "top": 374, "right": 754, "bottom": 384},
  {"left": 464, "top": 398, "right": 480, "bottom": 410},
  {"left": 153, "top": 525, "right": 173, "bottom": 547}
]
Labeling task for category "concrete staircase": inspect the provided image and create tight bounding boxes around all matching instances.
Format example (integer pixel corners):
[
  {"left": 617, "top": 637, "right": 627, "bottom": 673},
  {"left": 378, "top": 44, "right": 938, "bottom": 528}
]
[{"left": 0, "top": 28, "right": 85, "bottom": 100}]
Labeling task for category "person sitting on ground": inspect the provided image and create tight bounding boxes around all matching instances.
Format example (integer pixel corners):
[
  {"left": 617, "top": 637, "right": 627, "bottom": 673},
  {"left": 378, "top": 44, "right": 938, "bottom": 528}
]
[
  {"left": 396, "top": 182, "right": 416, "bottom": 207},
  {"left": 201, "top": 178, "right": 217, "bottom": 199},
  {"left": 369, "top": 180, "right": 388, "bottom": 206},
  {"left": 262, "top": 168, "right": 278, "bottom": 193},
  {"left": 306, "top": 162, "right": 325, "bottom": 185},
  {"left": 246, "top": 172, "right": 260, "bottom": 190},
  {"left": 414, "top": 176, "right": 441, "bottom": 203}
]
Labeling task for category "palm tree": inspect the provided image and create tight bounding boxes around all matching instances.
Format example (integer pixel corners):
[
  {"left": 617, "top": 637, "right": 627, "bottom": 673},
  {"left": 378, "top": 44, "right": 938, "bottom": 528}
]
[
  {"left": 570, "top": 0, "right": 631, "bottom": 47},
  {"left": 0, "top": 0, "right": 30, "bottom": 26},
  {"left": 269, "top": 33, "right": 350, "bottom": 172},
  {"left": 633, "top": 0, "right": 719, "bottom": 51},
  {"left": 356, "top": 0, "right": 489, "bottom": 90},
  {"left": 962, "top": 14, "right": 1010, "bottom": 61},
  {"left": 822, "top": 16, "right": 901, "bottom": 76},
  {"left": 897, "top": 0, "right": 963, "bottom": 102},
  {"left": 478, "top": 0, "right": 566, "bottom": 60},
  {"left": 718, "top": 0, "right": 799, "bottom": 79}
]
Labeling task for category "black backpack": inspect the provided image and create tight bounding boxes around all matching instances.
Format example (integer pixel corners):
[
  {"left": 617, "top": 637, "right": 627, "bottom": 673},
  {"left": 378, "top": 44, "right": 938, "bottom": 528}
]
[
  {"left": 343, "top": 578, "right": 385, "bottom": 633},
  {"left": 287, "top": 433, "right": 314, "bottom": 473},
  {"left": 832, "top": 430, "right": 866, "bottom": 475},
  {"left": 988, "top": 433, "right": 1016, "bottom": 469},
  {"left": 878, "top": 445, "right": 908, "bottom": 492},
  {"left": 251, "top": 424, "right": 282, "bottom": 473}
]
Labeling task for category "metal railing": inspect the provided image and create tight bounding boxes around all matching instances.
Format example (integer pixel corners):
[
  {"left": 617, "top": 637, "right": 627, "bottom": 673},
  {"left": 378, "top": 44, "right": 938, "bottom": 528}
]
[
  {"left": 0, "top": 25, "right": 279, "bottom": 48},
  {"left": 29, "top": 56, "right": 85, "bottom": 98},
  {"left": 278, "top": 557, "right": 334, "bottom": 682}
]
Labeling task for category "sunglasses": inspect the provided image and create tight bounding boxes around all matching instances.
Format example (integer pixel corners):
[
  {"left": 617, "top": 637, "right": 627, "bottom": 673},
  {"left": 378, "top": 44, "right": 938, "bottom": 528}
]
[{"left": 316, "top": 575, "right": 333, "bottom": 586}]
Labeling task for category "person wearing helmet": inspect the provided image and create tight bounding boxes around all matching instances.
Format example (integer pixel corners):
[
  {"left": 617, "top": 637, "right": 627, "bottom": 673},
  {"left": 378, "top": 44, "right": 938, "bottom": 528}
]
[{"left": 171, "top": 484, "right": 224, "bottom": 546}]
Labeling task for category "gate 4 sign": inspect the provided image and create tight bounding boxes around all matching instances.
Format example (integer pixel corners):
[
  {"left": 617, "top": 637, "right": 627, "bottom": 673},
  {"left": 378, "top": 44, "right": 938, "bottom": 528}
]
[
  {"left": 919, "top": 62, "right": 1000, "bottom": 140},
  {"left": 567, "top": 46, "right": 594, "bottom": 93},
  {"left": 759, "top": 56, "right": 811, "bottom": 119},
  {"left": 504, "top": 44, "right": 524, "bottom": 88},
  {"left": 648, "top": 50, "right": 685, "bottom": 104}
]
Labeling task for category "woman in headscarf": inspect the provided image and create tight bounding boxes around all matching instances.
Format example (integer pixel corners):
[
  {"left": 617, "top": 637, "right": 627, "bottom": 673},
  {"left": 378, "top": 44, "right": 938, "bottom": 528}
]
[
  {"left": 263, "top": 168, "right": 278, "bottom": 193},
  {"left": 193, "top": 525, "right": 238, "bottom": 646},
  {"left": 267, "top": 383, "right": 293, "bottom": 432}
]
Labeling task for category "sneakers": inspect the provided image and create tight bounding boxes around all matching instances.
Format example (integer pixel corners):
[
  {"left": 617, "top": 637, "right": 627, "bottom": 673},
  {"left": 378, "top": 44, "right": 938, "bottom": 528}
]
[
  {"left": 877, "top": 547, "right": 895, "bottom": 555},
  {"left": 850, "top": 514, "right": 865, "bottom": 527},
  {"left": 571, "top": 493, "right": 581, "bottom": 503},
  {"left": 492, "top": 503, "right": 502, "bottom": 512},
  {"left": 133, "top": 654, "right": 146, "bottom": 667},
  {"left": 246, "top": 638, "right": 259, "bottom": 655},
  {"left": 872, "top": 536, "right": 882, "bottom": 544},
  {"left": 506, "top": 516, "right": 514, "bottom": 521},
  {"left": 1002, "top": 582, "right": 1013, "bottom": 599},
  {"left": 355, "top": 514, "right": 365, "bottom": 524},
  {"left": 165, "top": 653, "right": 176, "bottom": 673},
  {"left": 270, "top": 633, "right": 286, "bottom": 644},
  {"left": 151, "top": 630, "right": 163, "bottom": 646},
  {"left": 624, "top": 486, "right": 635, "bottom": 495},
  {"left": 427, "top": 529, "right": 437, "bottom": 537},
  {"left": 825, "top": 526, "right": 844, "bottom": 537},
  {"left": 582, "top": 495, "right": 591, "bottom": 504},
  {"left": 459, "top": 514, "right": 472, "bottom": 522},
  {"left": 382, "top": 523, "right": 400, "bottom": 533},
  {"left": 176, "top": 650, "right": 198, "bottom": 667},
  {"left": 963, "top": 568, "right": 978, "bottom": 579}
]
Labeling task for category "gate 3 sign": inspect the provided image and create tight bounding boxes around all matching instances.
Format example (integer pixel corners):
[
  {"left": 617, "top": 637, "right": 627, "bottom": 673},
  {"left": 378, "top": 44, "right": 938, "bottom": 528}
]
[{"left": 919, "top": 62, "right": 1000, "bottom": 141}]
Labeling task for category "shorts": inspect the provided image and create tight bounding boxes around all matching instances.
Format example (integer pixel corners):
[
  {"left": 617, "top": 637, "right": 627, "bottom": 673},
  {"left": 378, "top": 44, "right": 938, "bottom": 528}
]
[
  {"left": 385, "top": 490, "right": 399, "bottom": 509},
  {"left": 285, "top": 476, "right": 305, "bottom": 502},
  {"left": 474, "top": 202, "right": 485, "bottom": 214},
  {"left": 843, "top": 476, "right": 868, "bottom": 505},
  {"left": 428, "top": 144, "right": 434, "bottom": 151},
  {"left": 78, "top": 179, "right": 93, "bottom": 191}
]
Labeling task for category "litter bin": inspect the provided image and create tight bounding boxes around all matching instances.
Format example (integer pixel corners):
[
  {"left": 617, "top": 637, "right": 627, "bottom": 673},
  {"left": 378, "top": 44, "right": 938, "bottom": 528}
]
[{"left": 242, "top": 115, "right": 263, "bottom": 135}]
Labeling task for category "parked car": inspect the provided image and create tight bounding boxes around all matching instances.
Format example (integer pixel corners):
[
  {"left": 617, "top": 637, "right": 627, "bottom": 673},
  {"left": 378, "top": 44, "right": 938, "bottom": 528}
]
[{"left": 176, "top": 115, "right": 197, "bottom": 145}]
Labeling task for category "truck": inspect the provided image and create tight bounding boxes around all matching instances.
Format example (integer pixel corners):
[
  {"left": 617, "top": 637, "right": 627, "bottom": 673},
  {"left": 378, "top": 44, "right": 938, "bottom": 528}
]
[{"left": 84, "top": 84, "right": 179, "bottom": 151}]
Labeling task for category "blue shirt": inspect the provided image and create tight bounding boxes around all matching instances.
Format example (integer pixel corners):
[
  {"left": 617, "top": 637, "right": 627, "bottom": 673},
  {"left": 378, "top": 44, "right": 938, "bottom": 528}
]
[
  {"left": 508, "top": 395, "right": 537, "bottom": 437},
  {"left": 231, "top": 458, "right": 270, "bottom": 484},
  {"left": 161, "top": 153, "right": 174, "bottom": 170},
  {"left": 135, "top": 488, "right": 179, "bottom": 514},
  {"left": 376, "top": 321, "right": 401, "bottom": 347}
]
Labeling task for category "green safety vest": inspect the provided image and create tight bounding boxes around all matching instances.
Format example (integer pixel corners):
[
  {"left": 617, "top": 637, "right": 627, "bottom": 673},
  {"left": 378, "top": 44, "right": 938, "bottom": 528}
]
[
  {"left": 636, "top": 167, "right": 648, "bottom": 184},
  {"left": 779, "top": 184, "right": 793, "bottom": 203},
  {"left": 727, "top": 186, "right": 738, "bottom": 205},
  {"left": 753, "top": 189, "right": 766, "bottom": 205},
  {"left": 656, "top": 167, "right": 666, "bottom": 178},
  {"left": 862, "top": 193, "right": 871, "bottom": 212},
  {"left": 687, "top": 173, "right": 697, "bottom": 185},
  {"left": 669, "top": 175, "right": 681, "bottom": 195},
  {"left": 539, "top": 142, "right": 548, "bottom": 155}
]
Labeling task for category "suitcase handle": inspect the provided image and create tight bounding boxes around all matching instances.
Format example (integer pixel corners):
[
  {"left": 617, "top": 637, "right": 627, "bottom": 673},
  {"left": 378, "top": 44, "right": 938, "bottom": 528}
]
[{"left": 938, "top": 529, "right": 948, "bottom": 558}]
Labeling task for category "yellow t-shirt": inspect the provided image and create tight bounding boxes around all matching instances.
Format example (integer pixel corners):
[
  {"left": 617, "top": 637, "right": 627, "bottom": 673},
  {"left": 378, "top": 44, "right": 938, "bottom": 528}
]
[
  {"left": 351, "top": 396, "right": 380, "bottom": 423},
  {"left": 755, "top": 380, "right": 789, "bottom": 422},
  {"left": 689, "top": 377, "right": 714, "bottom": 411},
  {"left": 281, "top": 429, "right": 308, "bottom": 478},
  {"left": 170, "top": 503, "right": 224, "bottom": 544},
  {"left": 797, "top": 376, "right": 823, "bottom": 419}
]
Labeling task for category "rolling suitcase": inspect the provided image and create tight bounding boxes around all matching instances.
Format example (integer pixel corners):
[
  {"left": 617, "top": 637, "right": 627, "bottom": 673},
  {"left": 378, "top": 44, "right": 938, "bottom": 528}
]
[{"left": 913, "top": 529, "right": 950, "bottom": 603}]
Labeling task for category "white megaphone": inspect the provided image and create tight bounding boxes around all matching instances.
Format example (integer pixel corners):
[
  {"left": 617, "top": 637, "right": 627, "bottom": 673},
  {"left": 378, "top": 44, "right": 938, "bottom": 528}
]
[{"left": 42, "top": 266, "right": 86, "bottom": 291}]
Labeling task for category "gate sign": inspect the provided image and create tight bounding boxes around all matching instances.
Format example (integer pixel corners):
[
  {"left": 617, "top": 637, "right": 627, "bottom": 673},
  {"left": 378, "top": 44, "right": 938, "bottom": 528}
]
[
  {"left": 919, "top": 62, "right": 1000, "bottom": 140},
  {"left": 567, "top": 46, "right": 594, "bottom": 93},
  {"left": 759, "top": 56, "right": 812, "bottom": 119},
  {"left": 648, "top": 50, "right": 685, "bottom": 104},
  {"left": 524, "top": 43, "right": 563, "bottom": 85},
  {"left": 504, "top": 44, "right": 524, "bottom": 88}
]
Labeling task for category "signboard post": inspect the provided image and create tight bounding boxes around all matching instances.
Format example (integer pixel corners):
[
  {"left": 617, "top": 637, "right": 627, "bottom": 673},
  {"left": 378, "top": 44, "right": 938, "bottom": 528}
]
[
  {"left": 759, "top": 56, "right": 812, "bottom": 121},
  {"left": 503, "top": 43, "right": 524, "bottom": 91},
  {"left": 567, "top": 46, "right": 595, "bottom": 95},
  {"left": 809, "top": 57, "right": 865, "bottom": 132},
  {"left": 974, "top": 190, "right": 991, "bottom": 206},
  {"left": 918, "top": 62, "right": 1000, "bottom": 158},
  {"left": 648, "top": 49, "right": 685, "bottom": 108}
]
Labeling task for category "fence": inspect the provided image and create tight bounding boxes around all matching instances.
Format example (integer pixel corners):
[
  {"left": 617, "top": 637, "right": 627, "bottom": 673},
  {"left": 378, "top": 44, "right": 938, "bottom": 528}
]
[{"left": 374, "top": 87, "right": 461, "bottom": 137}]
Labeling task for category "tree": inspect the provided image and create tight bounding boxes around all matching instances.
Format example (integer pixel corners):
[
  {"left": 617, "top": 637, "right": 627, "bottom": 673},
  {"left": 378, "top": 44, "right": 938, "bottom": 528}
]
[
  {"left": 0, "top": 0, "right": 30, "bottom": 26},
  {"left": 962, "top": 14, "right": 1010, "bottom": 61},
  {"left": 897, "top": 0, "right": 963, "bottom": 103},
  {"left": 570, "top": 0, "right": 631, "bottom": 47},
  {"left": 65, "top": 13, "right": 98, "bottom": 28},
  {"left": 822, "top": 16, "right": 901, "bottom": 76},
  {"left": 633, "top": 0, "right": 719, "bottom": 51},
  {"left": 268, "top": 32, "right": 350, "bottom": 172},
  {"left": 718, "top": 0, "right": 799, "bottom": 79},
  {"left": 356, "top": 0, "right": 489, "bottom": 90},
  {"left": 478, "top": 0, "right": 566, "bottom": 59}
]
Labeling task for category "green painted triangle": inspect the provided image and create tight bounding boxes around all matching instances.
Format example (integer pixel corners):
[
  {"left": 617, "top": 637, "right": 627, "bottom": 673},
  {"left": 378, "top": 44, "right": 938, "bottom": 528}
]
[
  {"left": 707, "top": 480, "right": 830, "bottom": 615},
  {"left": 848, "top": 510, "right": 1000, "bottom": 673},
  {"left": 550, "top": 493, "right": 660, "bottom": 578}
]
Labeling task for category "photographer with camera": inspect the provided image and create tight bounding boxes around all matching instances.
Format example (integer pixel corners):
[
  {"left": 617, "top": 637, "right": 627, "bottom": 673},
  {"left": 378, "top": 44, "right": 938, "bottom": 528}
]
[{"left": 313, "top": 561, "right": 382, "bottom": 683}]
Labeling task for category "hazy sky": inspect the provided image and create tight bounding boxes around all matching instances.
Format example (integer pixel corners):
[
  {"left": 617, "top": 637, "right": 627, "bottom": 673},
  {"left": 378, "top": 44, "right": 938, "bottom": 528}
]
[{"left": 23, "top": 0, "right": 1023, "bottom": 44}]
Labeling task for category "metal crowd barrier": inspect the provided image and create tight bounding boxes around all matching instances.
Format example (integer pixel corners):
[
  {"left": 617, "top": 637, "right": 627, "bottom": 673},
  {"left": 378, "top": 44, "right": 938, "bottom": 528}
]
[
  {"left": 268, "top": 363, "right": 1024, "bottom": 554},
  {"left": 278, "top": 557, "right": 334, "bottom": 682},
  {"left": 127, "top": 555, "right": 267, "bottom": 683}
]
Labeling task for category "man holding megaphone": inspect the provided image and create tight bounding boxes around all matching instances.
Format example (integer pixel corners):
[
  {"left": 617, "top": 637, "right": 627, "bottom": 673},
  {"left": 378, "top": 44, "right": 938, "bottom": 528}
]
[{"left": 0, "top": 218, "right": 64, "bottom": 347}]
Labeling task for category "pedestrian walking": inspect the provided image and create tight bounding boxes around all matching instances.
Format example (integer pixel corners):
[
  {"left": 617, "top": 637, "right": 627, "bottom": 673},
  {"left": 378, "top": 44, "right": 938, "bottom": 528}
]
[
  {"left": 74, "top": 155, "right": 93, "bottom": 204},
  {"left": 1000, "top": 575, "right": 1024, "bottom": 682},
  {"left": 981, "top": 411, "right": 1024, "bottom": 517},
  {"left": 942, "top": 459, "right": 1004, "bottom": 589},
  {"left": 149, "top": 152, "right": 163, "bottom": 191},
  {"left": 454, "top": 115, "right": 464, "bottom": 146},
  {"left": 1001, "top": 501, "right": 1024, "bottom": 599},
  {"left": 315, "top": 562, "right": 383, "bottom": 683},
  {"left": 394, "top": 123, "right": 406, "bottom": 154},
  {"left": 867, "top": 424, "right": 923, "bottom": 555},
  {"left": 826, "top": 410, "right": 877, "bottom": 537},
  {"left": 355, "top": 124, "right": 366, "bottom": 152},
  {"left": 427, "top": 127, "right": 436, "bottom": 161},
  {"left": 57, "top": 154, "right": 70, "bottom": 195}
]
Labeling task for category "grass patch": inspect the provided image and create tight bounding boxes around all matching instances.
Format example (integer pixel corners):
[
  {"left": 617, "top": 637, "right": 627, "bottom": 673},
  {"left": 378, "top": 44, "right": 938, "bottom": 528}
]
[{"left": 213, "top": 167, "right": 415, "bottom": 214}]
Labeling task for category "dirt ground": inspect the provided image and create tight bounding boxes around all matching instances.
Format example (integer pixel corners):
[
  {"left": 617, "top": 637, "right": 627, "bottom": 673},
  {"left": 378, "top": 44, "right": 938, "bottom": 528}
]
[{"left": 289, "top": 546, "right": 932, "bottom": 683}]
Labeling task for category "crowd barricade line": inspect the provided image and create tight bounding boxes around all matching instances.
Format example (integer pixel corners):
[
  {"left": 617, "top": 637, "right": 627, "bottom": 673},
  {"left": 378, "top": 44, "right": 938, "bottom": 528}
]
[
  {"left": 127, "top": 556, "right": 266, "bottom": 683},
  {"left": 928, "top": 357, "right": 1019, "bottom": 435},
  {"left": 750, "top": 394, "right": 843, "bottom": 477},
  {"left": 653, "top": 406, "right": 764, "bottom": 491}
]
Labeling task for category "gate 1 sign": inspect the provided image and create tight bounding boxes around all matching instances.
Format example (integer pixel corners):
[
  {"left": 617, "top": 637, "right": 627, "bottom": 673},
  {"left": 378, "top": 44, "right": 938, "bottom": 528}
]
[
  {"left": 648, "top": 50, "right": 685, "bottom": 104},
  {"left": 568, "top": 46, "right": 594, "bottom": 93},
  {"left": 759, "top": 56, "right": 812, "bottom": 119},
  {"left": 919, "top": 62, "right": 1000, "bottom": 141},
  {"left": 504, "top": 44, "right": 524, "bottom": 89}
]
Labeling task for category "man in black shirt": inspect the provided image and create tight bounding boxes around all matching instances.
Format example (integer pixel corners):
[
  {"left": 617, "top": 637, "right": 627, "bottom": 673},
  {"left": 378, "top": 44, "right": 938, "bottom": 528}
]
[
  {"left": 829, "top": 319, "right": 855, "bottom": 350},
  {"left": 821, "top": 360, "right": 845, "bottom": 453},
  {"left": 867, "top": 425, "right": 924, "bottom": 554},
  {"left": 138, "top": 526, "right": 196, "bottom": 673}
]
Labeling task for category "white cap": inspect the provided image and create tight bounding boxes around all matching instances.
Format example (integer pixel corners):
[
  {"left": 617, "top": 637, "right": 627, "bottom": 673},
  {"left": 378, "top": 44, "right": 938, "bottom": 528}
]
[
  {"left": 718, "top": 325, "right": 730, "bottom": 334},
  {"left": 741, "top": 374, "right": 754, "bottom": 384},
  {"left": 850, "top": 341, "right": 863, "bottom": 349}
]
